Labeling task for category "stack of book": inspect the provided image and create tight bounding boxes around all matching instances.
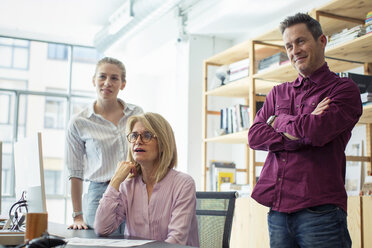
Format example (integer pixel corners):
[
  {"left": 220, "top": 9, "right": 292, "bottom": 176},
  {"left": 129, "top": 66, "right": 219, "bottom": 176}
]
[
  {"left": 228, "top": 58, "right": 249, "bottom": 82},
  {"left": 220, "top": 104, "right": 250, "bottom": 134},
  {"left": 220, "top": 101, "right": 264, "bottom": 135},
  {"left": 366, "top": 11, "right": 372, "bottom": 34},
  {"left": 258, "top": 52, "right": 288, "bottom": 72},
  {"left": 327, "top": 25, "right": 366, "bottom": 48}
]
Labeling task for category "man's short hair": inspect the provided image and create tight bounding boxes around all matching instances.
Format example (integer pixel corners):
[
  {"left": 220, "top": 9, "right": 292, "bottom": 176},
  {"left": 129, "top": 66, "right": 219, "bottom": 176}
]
[{"left": 280, "top": 13, "right": 323, "bottom": 40}]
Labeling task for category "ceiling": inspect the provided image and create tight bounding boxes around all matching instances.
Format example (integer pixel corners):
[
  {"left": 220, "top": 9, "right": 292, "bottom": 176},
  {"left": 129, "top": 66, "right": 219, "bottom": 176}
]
[{"left": 0, "top": 0, "right": 332, "bottom": 48}]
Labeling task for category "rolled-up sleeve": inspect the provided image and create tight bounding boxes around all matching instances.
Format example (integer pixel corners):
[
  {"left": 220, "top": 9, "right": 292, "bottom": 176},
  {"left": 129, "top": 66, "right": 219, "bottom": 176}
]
[
  {"left": 274, "top": 79, "right": 362, "bottom": 147},
  {"left": 248, "top": 87, "right": 304, "bottom": 152},
  {"left": 94, "top": 185, "right": 126, "bottom": 236},
  {"left": 65, "top": 119, "right": 85, "bottom": 179}
]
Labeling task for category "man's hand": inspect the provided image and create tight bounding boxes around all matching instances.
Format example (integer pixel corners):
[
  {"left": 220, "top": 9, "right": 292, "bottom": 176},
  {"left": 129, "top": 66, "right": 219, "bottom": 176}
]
[
  {"left": 68, "top": 215, "right": 88, "bottom": 230},
  {"left": 312, "top": 97, "right": 330, "bottom": 115},
  {"left": 283, "top": 97, "right": 331, "bottom": 140},
  {"left": 284, "top": 132, "right": 299, "bottom": 140}
]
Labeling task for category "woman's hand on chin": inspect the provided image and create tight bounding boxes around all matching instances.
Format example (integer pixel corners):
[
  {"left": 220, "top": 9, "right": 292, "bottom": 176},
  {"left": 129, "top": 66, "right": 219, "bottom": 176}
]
[{"left": 109, "top": 161, "right": 137, "bottom": 190}]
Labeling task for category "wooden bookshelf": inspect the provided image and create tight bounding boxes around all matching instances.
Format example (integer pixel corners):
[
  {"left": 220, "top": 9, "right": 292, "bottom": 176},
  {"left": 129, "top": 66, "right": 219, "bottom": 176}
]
[
  {"left": 202, "top": 0, "right": 372, "bottom": 200},
  {"left": 314, "top": 0, "right": 372, "bottom": 36},
  {"left": 208, "top": 1, "right": 372, "bottom": 247}
]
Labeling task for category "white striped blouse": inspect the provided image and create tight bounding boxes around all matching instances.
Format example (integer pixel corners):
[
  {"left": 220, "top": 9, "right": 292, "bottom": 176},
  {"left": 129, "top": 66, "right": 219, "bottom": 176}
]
[{"left": 65, "top": 99, "right": 143, "bottom": 182}]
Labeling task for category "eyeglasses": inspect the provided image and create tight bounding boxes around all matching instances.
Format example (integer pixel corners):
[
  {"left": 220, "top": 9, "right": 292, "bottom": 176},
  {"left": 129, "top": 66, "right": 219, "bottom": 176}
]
[{"left": 127, "top": 131, "right": 156, "bottom": 143}]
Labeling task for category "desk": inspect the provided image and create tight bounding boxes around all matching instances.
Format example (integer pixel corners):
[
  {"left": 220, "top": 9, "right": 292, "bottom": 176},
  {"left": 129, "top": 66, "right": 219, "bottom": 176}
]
[{"left": 48, "top": 222, "right": 196, "bottom": 248}]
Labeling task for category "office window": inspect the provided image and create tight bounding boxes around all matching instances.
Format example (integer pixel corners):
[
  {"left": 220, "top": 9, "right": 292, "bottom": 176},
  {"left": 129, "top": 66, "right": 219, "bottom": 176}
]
[
  {"left": 0, "top": 35, "right": 102, "bottom": 223},
  {"left": 0, "top": 83, "right": 25, "bottom": 142},
  {"left": 1, "top": 152, "right": 12, "bottom": 196},
  {"left": 71, "top": 47, "right": 100, "bottom": 94},
  {"left": 44, "top": 96, "right": 66, "bottom": 129},
  {"left": 0, "top": 78, "right": 27, "bottom": 91},
  {"left": 0, "top": 93, "right": 11, "bottom": 124},
  {"left": 0, "top": 37, "right": 29, "bottom": 69},
  {"left": 48, "top": 43, "right": 68, "bottom": 60},
  {"left": 44, "top": 170, "right": 62, "bottom": 195},
  {"left": 70, "top": 96, "right": 94, "bottom": 116},
  {"left": 73, "top": 46, "right": 102, "bottom": 63}
]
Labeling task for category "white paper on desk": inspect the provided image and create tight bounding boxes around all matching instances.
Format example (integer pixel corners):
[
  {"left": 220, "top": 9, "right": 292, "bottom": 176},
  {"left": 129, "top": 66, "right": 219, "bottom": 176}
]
[{"left": 66, "top": 237, "right": 154, "bottom": 247}]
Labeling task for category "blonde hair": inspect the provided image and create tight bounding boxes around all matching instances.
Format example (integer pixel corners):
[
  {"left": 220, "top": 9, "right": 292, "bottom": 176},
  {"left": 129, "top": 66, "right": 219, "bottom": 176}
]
[
  {"left": 126, "top": 112, "right": 177, "bottom": 183},
  {"left": 94, "top": 57, "right": 126, "bottom": 82}
]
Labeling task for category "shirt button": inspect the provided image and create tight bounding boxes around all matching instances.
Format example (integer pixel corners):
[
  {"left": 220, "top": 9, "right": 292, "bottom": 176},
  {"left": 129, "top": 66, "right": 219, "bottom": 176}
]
[
  {"left": 282, "top": 159, "right": 286, "bottom": 162},
  {"left": 278, "top": 178, "right": 281, "bottom": 181},
  {"left": 312, "top": 102, "right": 315, "bottom": 106},
  {"left": 296, "top": 104, "right": 299, "bottom": 108}
]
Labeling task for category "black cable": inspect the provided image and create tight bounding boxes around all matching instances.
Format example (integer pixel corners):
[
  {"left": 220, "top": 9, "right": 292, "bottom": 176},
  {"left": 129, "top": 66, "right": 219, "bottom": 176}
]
[
  {"left": 8, "top": 191, "right": 28, "bottom": 231},
  {"left": 12, "top": 204, "right": 27, "bottom": 231}
]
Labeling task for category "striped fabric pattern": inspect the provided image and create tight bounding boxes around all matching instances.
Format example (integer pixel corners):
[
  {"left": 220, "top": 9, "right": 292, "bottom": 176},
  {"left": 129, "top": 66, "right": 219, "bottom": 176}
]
[{"left": 65, "top": 99, "right": 143, "bottom": 182}]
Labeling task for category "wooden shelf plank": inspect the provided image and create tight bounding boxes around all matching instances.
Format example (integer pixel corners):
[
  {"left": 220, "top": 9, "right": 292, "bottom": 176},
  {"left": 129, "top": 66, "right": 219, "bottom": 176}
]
[
  {"left": 316, "top": 0, "right": 372, "bottom": 36},
  {"left": 326, "top": 59, "right": 362, "bottom": 74},
  {"left": 205, "top": 41, "right": 284, "bottom": 66},
  {"left": 359, "top": 104, "right": 372, "bottom": 124},
  {"left": 206, "top": 78, "right": 250, "bottom": 97},
  {"left": 346, "top": 155, "right": 371, "bottom": 162},
  {"left": 205, "top": 40, "right": 250, "bottom": 65},
  {"left": 206, "top": 77, "right": 279, "bottom": 97},
  {"left": 254, "top": 62, "right": 297, "bottom": 82},
  {"left": 204, "top": 130, "right": 248, "bottom": 144},
  {"left": 255, "top": 27, "right": 283, "bottom": 44},
  {"left": 253, "top": 33, "right": 372, "bottom": 82},
  {"left": 326, "top": 33, "right": 372, "bottom": 64}
]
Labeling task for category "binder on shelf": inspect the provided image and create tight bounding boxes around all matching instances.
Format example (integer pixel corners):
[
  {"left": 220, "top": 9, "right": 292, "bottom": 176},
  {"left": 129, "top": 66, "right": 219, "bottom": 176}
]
[{"left": 209, "top": 161, "right": 236, "bottom": 191}]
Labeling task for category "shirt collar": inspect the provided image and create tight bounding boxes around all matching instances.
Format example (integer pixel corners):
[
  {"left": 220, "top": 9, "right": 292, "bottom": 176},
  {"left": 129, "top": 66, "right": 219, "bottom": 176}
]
[
  {"left": 85, "top": 98, "right": 131, "bottom": 118},
  {"left": 138, "top": 168, "right": 174, "bottom": 187},
  {"left": 293, "top": 62, "right": 330, "bottom": 88}
]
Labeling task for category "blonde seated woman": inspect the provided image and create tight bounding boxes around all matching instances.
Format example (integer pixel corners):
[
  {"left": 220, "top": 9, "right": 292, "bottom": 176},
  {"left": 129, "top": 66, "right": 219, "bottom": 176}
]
[{"left": 94, "top": 112, "right": 199, "bottom": 246}]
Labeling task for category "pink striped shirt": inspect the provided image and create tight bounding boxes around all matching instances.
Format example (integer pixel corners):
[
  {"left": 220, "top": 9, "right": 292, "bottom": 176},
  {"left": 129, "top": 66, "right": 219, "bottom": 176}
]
[{"left": 94, "top": 169, "right": 199, "bottom": 247}]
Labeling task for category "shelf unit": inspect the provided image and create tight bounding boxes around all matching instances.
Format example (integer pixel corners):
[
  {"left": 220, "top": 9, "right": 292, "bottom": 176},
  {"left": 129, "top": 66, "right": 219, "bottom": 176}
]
[{"left": 202, "top": 0, "right": 372, "bottom": 193}]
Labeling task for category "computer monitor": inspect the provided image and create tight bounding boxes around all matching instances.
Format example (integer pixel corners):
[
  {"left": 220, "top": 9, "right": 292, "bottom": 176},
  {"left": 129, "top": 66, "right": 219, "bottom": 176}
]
[{"left": 13, "top": 132, "right": 47, "bottom": 213}]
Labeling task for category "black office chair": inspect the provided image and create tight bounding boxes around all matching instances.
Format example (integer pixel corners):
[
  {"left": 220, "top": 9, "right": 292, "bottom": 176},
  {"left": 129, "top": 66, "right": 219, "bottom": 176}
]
[{"left": 196, "top": 191, "right": 237, "bottom": 248}]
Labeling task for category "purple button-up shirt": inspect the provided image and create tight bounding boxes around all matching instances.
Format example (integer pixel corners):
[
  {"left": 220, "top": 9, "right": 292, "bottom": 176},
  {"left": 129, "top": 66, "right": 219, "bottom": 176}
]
[{"left": 248, "top": 63, "right": 362, "bottom": 213}]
